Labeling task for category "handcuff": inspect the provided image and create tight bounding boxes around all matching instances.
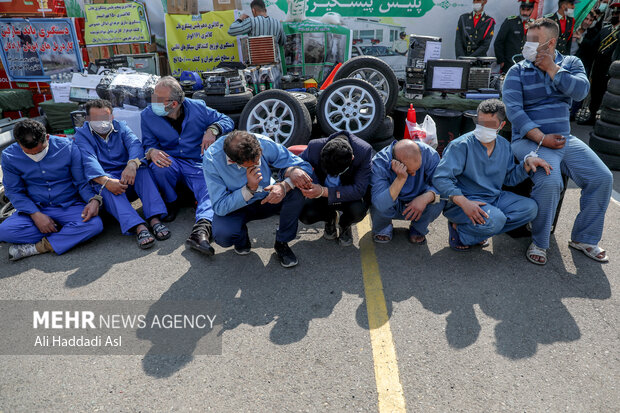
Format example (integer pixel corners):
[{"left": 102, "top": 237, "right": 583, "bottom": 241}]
[{"left": 523, "top": 134, "right": 545, "bottom": 164}]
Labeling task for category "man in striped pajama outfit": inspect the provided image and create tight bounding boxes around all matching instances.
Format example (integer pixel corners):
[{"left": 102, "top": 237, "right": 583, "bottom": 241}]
[
  {"left": 227, "top": 0, "right": 285, "bottom": 47},
  {"left": 503, "top": 18, "right": 613, "bottom": 265}
]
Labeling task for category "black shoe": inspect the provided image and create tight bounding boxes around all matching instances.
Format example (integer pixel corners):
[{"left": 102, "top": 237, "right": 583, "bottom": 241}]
[
  {"left": 185, "top": 219, "right": 214, "bottom": 256},
  {"left": 324, "top": 210, "right": 338, "bottom": 240},
  {"left": 338, "top": 225, "right": 353, "bottom": 247},
  {"left": 274, "top": 241, "right": 298, "bottom": 268},
  {"left": 162, "top": 201, "right": 180, "bottom": 222},
  {"left": 234, "top": 237, "right": 251, "bottom": 255}
]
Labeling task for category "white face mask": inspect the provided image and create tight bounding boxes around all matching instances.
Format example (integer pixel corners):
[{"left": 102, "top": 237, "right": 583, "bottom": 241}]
[
  {"left": 90, "top": 120, "right": 113, "bottom": 136},
  {"left": 522, "top": 41, "right": 539, "bottom": 62},
  {"left": 473, "top": 3, "right": 482, "bottom": 12},
  {"left": 24, "top": 145, "right": 49, "bottom": 162},
  {"left": 565, "top": 7, "right": 575, "bottom": 18},
  {"left": 474, "top": 124, "right": 498, "bottom": 143}
]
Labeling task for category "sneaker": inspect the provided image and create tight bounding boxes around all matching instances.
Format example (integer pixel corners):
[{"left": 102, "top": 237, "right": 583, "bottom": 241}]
[
  {"left": 9, "top": 244, "right": 40, "bottom": 261},
  {"left": 274, "top": 241, "right": 298, "bottom": 268},
  {"left": 324, "top": 210, "right": 339, "bottom": 240},
  {"left": 234, "top": 238, "right": 252, "bottom": 255},
  {"left": 338, "top": 225, "right": 353, "bottom": 247}
]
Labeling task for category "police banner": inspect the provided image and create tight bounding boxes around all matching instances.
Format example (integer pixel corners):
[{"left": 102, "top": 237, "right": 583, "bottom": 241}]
[
  {"left": 165, "top": 11, "right": 241, "bottom": 77},
  {"left": 84, "top": 2, "right": 151, "bottom": 46}
]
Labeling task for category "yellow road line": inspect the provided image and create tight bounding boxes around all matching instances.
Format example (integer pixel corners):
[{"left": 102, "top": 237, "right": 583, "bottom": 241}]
[{"left": 357, "top": 216, "right": 407, "bottom": 413}]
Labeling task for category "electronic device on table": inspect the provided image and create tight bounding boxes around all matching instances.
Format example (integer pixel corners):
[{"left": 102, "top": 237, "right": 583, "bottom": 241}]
[
  {"left": 404, "top": 35, "right": 442, "bottom": 99},
  {"left": 424, "top": 59, "right": 471, "bottom": 98}
]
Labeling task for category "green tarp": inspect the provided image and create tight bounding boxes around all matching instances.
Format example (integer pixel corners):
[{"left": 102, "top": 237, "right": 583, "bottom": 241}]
[
  {"left": 0, "top": 89, "right": 34, "bottom": 112},
  {"left": 38, "top": 101, "right": 79, "bottom": 132}
]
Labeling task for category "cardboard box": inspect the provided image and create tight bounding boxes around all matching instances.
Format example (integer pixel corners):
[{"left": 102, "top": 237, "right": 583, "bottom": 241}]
[
  {"left": 212, "top": 0, "right": 242, "bottom": 11},
  {"left": 167, "top": 0, "right": 198, "bottom": 14}
]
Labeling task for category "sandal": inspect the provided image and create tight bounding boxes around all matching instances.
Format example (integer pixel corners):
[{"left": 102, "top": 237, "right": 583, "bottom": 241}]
[
  {"left": 479, "top": 239, "right": 490, "bottom": 248},
  {"left": 568, "top": 241, "right": 609, "bottom": 263},
  {"left": 526, "top": 242, "right": 547, "bottom": 265},
  {"left": 137, "top": 229, "right": 155, "bottom": 250},
  {"left": 373, "top": 233, "right": 392, "bottom": 243},
  {"left": 151, "top": 222, "right": 171, "bottom": 241},
  {"left": 408, "top": 225, "right": 427, "bottom": 245},
  {"left": 448, "top": 222, "right": 470, "bottom": 251}
]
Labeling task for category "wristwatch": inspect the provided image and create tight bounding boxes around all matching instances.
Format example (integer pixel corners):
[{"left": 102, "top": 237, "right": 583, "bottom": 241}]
[{"left": 208, "top": 125, "right": 220, "bottom": 137}]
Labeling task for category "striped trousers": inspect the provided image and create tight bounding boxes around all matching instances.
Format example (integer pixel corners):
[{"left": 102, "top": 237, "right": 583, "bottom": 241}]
[{"left": 512, "top": 136, "right": 613, "bottom": 249}]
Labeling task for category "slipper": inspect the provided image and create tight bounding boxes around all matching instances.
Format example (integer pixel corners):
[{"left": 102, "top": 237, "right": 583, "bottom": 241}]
[
  {"left": 151, "top": 222, "right": 171, "bottom": 241},
  {"left": 526, "top": 242, "right": 547, "bottom": 265},
  {"left": 137, "top": 229, "right": 155, "bottom": 250},
  {"left": 568, "top": 241, "right": 609, "bottom": 262},
  {"left": 408, "top": 225, "right": 427, "bottom": 245},
  {"left": 373, "top": 233, "right": 392, "bottom": 243},
  {"left": 479, "top": 239, "right": 490, "bottom": 248},
  {"left": 448, "top": 222, "right": 470, "bottom": 251}
]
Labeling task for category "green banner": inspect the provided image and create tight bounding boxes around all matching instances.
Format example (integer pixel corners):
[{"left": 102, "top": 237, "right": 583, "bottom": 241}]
[
  {"left": 84, "top": 2, "right": 151, "bottom": 46},
  {"left": 277, "top": 0, "right": 435, "bottom": 18},
  {"left": 282, "top": 20, "right": 351, "bottom": 81}
]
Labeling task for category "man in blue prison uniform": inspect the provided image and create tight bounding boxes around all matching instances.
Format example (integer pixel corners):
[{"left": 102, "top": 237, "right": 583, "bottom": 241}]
[
  {"left": 370, "top": 139, "right": 445, "bottom": 245},
  {"left": 433, "top": 99, "right": 549, "bottom": 253},
  {"left": 203, "top": 131, "right": 314, "bottom": 268},
  {"left": 142, "top": 76, "right": 234, "bottom": 256},
  {"left": 75, "top": 99, "right": 170, "bottom": 250},
  {"left": 503, "top": 18, "right": 613, "bottom": 265},
  {"left": 0, "top": 119, "right": 103, "bottom": 261}
]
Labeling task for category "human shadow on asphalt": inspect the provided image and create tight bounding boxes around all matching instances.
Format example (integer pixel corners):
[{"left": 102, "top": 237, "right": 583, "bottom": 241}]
[
  {"left": 140, "top": 221, "right": 366, "bottom": 378},
  {"left": 355, "top": 227, "right": 611, "bottom": 360}
]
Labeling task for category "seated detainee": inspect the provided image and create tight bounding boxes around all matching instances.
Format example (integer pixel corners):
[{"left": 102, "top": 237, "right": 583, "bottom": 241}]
[
  {"left": 203, "top": 130, "right": 314, "bottom": 268},
  {"left": 298, "top": 131, "right": 372, "bottom": 247},
  {"left": 0, "top": 119, "right": 103, "bottom": 261},
  {"left": 370, "top": 139, "right": 445, "bottom": 244},
  {"left": 142, "top": 76, "right": 234, "bottom": 256},
  {"left": 75, "top": 99, "right": 170, "bottom": 250},
  {"left": 433, "top": 99, "right": 550, "bottom": 252},
  {"left": 503, "top": 17, "right": 613, "bottom": 264}
]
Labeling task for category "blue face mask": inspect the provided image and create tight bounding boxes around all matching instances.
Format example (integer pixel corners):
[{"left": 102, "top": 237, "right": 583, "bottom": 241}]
[
  {"left": 599, "top": 3, "right": 608, "bottom": 12},
  {"left": 151, "top": 102, "right": 171, "bottom": 117}
]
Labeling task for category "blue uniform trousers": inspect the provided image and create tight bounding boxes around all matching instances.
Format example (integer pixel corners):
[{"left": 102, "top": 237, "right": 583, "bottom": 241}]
[
  {"left": 101, "top": 166, "right": 167, "bottom": 235},
  {"left": 512, "top": 136, "right": 613, "bottom": 249},
  {"left": 149, "top": 156, "right": 213, "bottom": 223},
  {"left": 371, "top": 199, "right": 445, "bottom": 237},
  {"left": 0, "top": 202, "right": 103, "bottom": 254},
  {"left": 443, "top": 191, "right": 538, "bottom": 246},
  {"left": 213, "top": 188, "right": 305, "bottom": 247}
]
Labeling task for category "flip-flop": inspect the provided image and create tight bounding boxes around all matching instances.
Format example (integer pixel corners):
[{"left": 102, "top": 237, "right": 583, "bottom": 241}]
[
  {"left": 526, "top": 242, "right": 547, "bottom": 265},
  {"left": 151, "top": 222, "right": 171, "bottom": 241},
  {"left": 373, "top": 233, "right": 392, "bottom": 243},
  {"left": 137, "top": 229, "right": 155, "bottom": 250},
  {"left": 568, "top": 241, "right": 609, "bottom": 262},
  {"left": 448, "top": 222, "right": 470, "bottom": 252},
  {"left": 408, "top": 225, "right": 427, "bottom": 245}
]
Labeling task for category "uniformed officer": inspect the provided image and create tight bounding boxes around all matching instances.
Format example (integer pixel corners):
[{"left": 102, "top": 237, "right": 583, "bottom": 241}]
[
  {"left": 581, "top": 2, "right": 620, "bottom": 125},
  {"left": 546, "top": 0, "right": 577, "bottom": 55},
  {"left": 455, "top": 0, "right": 496, "bottom": 57},
  {"left": 494, "top": 0, "right": 535, "bottom": 73}
]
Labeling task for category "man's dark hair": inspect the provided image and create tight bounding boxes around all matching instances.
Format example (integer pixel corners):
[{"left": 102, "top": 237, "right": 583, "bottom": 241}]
[
  {"left": 13, "top": 118, "right": 47, "bottom": 149},
  {"left": 224, "top": 130, "right": 262, "bottom": 164},
  {"left": 477, "top": 99, "right": 506, "bottom": 122},
  {"left": 84, "top": 99, "right": 113, "bottom": 116},
  {"left": 320, "top": 136, "right": 353, "bottom": 176},
  {"left": 250, "top": 0, "right": 266, "bottom": 11},
  {"left": 529, "top": 17, "right": 560, "bottom": 39}
]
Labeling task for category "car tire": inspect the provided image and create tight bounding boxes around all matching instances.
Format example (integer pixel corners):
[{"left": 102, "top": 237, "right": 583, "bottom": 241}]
[
  {"left": 592, "top": 149, "right": 620, "bottom": 170},
  {"left": 371, "top": 136, "right": 396, "bottom": 153},
  {"left": 608, "top": 78, "right": 620, "bottom": 95},
  {"left": 609, "top": 61, "right": 620, "bottom": 78},
  {"left": 0, "top": 185, "right": 15, "bottom": 223},
  {"left": 239, "top": 89, "right": 312, "bottom": 147},
  {"left": 227, "top": 112, "right": 241, "bottom": 130},
  {"left": 593, "top": 120, "right": 620, "bottom": 141},
  {"left": 373, "top": 116, "right": 394, "bottom": 142},
  {"left": 601, "top": 91, "right": 620, "bottom": 111},
  {"left": 589, "top": 132, "right": 620, "bottom": 155},
  {"left": 333, "top": 55, "right": 399, "bottom": 115},
  {"left": 317, "top": 78, "right": 385, "bottom": 142},
  {"left": 600, "top": 107, "right": 620, "bottom": 126},
  {"left": 193, "top": 90, "right": 253, "bottom": 113},
  {"left": 289, "top": 91, "right": 317, "bottom": 119}
]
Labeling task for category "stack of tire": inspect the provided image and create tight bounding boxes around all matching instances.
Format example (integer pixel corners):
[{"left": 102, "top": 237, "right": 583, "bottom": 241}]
[
  {"left": 321, "top": 56, "right": 399, "bottom": 152},
  {"left": 193, "top": 88, "right": 254, "bottom": 130},
  {"left": 589, "top": 61, "right": 620, "bottom": 170}
]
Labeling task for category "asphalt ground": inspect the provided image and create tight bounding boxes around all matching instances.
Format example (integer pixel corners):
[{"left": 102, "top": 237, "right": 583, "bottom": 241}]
[{"left": 0, "top": 124, "right": 618, "bottom": 412}]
